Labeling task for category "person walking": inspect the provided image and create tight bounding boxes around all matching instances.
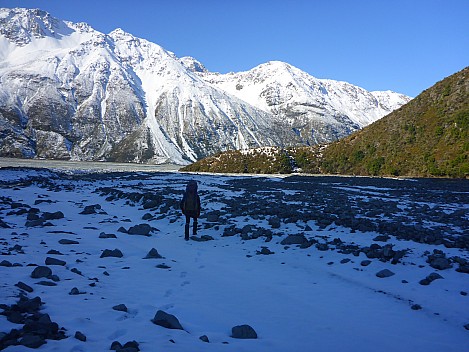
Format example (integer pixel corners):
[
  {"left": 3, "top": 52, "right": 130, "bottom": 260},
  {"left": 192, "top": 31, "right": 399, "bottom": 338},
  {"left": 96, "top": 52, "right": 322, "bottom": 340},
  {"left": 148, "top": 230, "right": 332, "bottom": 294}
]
[{"left": 180, "top": 180, "right": 201, "bottom": 240}]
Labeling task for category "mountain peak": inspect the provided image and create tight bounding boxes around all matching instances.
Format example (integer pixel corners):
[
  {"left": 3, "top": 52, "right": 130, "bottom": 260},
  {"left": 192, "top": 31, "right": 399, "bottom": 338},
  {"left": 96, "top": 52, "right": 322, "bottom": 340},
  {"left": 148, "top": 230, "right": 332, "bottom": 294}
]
[
  {"left": 180, "top": 56, "right": 208, "bottom": 73},
  {"left": 0, "top": 7, "right": 73, "bottom": 45}
]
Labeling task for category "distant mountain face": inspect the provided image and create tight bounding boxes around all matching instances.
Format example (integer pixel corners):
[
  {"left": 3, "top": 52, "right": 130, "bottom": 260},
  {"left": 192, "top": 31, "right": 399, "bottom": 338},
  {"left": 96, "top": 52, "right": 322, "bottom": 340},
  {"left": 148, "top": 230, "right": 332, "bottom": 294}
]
[{"left": 0, "top": 8, "right": 411, "bottom": 164}]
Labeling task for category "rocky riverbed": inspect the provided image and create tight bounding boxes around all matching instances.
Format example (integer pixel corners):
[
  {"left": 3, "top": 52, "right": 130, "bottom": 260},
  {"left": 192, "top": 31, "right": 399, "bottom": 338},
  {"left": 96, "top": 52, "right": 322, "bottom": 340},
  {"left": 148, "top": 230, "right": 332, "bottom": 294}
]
[{"left": 0, "top": 166, "right": 468, "bottom": 351}]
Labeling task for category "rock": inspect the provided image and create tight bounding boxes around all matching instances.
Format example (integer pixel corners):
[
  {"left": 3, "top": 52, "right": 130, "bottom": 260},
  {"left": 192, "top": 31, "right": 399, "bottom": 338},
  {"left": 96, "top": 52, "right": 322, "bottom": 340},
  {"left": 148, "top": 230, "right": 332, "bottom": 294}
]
[
  {"left": 376, "top": 269, "right": 395, "bottom": 278},
  {"left": 316, "top": 243, "right": 329, "bottom": 251},
  {"left": 117, "top": 226, "right": 128, "bottom": 233},
  {"left": 42, "top": 211, "right": 64, "bottom": 220},
  {"left": 20, "top": 333, "right": 46, "bottom": 348},
  {"left": 156, "top": 264, "right": 171, "bottom": 269},
  {"left": 0, "top": 260, "right": 13, "bottom": 267},
  {"left": 411, "top": 304, "right": 422, "bottom": 310},
  {"left": 142, "top": 212, "right": 154, "bottom": 220},
  {"left": 340, "top": 258, "right": 351, "bottom": 264},
  {"left": 427, "top": 250, "right": 452, "bottom": 270},
  {"left": 36, "top": 281, "right": 57, "bottom": 286},
  {"left": 45, "top": 257, "right": 66, "bottom": 266},
  {"left": 429, "top": 257, "right": 452, "bottom": 270},
  {"left": 122, "top": 340, "right": 140, "bottom": 351},
  {"left": 7, "top": 310, "right": 25, "bottom": 324},
  {"left": 111, "top": 341, "right": 123, "bottom": 350},
  {"left": 80, "top": 204, "right": 102, "bottom": 215},
  {"left": 256, "top": 247, "right": 274, "bottom": 255},
  {"left": 280, "top": 234, "right": 307, "bottom": 245},
  {"left": 17, "top": 296, "right": 42, "bottom": 312},
  {"left": 127, "top": 224, "right": 152, "bottom": 236},
  {"left": 231, "top": 324, "right": 258, "bottom": 339},
  {"left": 199, "top": 335, "right": 209, "bottom": 343},
  {"left": 361, "top": 260, "right": 372, "bottom": 266},
  {"left": 113, "top": 304, "right": 128, "bottom": 312},
  {"left": 151, "top": 310, "right": 184, "bottom": 330},
  {"left": 69, "top": 287, "right": 86, "bottom": 295},
  {"left": 268, "top": 216, "right": 281, "bottom": 228},
  {"left": 373, "top": 234, "right": 390, "bottom": 242},
  {"left": 75, "top": 331, "right": 86, "bottom": 342},
  {"left": 15, "top": 281, "right": 34, "bottom": 293},
  {"left": 190, "top": 235, "right": 215, "bottom": 242},
  {"left": 206, "top": 213, "right": 220, "bottom": 222},
  {"left": 464, "top": 323, "right": 469, "bottom": 331},
  {"left": 58, "top": 239, "right": 79, "bottom": 245},
  {"left": 143, "top": 248, "right": 163, "bottom": 259},
  {"left": 419, "top": 272, "right": 444, "bottom": 285},
  {"left": 31, "top": 266, "right": 52, "bottom": 279},
  {"left": 100, "top": 249, "right": 124, "bottom": 258},
  {"left": 99, "top": 232, "right": 117, "bottom": 239}
]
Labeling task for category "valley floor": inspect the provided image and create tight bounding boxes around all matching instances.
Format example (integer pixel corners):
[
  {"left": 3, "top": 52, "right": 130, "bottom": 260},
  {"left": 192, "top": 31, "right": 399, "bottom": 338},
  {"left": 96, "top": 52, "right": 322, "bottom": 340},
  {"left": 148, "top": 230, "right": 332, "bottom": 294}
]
[{"left": 0, "top": 164, "right": 468, "bottom": 351}]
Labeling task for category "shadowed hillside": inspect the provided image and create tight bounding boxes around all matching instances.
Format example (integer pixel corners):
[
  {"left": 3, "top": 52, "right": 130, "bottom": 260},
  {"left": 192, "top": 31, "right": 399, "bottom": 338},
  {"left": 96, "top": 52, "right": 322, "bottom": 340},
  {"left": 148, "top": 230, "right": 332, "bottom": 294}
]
[{"left": 321, "top": 66, "right": 468, "bottom": 178}]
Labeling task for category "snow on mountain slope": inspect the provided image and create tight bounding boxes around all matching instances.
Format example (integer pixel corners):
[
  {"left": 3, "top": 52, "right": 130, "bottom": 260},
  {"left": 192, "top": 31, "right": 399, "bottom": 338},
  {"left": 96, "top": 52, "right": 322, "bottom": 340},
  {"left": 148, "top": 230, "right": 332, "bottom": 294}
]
[
  {"left": 196, "top": 61, "right": 412, "bottom": 144},
  {"left": 0, "top": 8, "right": 411, "bottom": 164}
]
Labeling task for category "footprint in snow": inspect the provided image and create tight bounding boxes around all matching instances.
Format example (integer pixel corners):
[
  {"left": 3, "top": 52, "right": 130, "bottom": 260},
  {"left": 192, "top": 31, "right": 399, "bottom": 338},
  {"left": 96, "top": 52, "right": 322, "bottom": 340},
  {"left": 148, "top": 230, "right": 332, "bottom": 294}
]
[{"left": 107, "top": 329, "right": 127, "bottom": 340}]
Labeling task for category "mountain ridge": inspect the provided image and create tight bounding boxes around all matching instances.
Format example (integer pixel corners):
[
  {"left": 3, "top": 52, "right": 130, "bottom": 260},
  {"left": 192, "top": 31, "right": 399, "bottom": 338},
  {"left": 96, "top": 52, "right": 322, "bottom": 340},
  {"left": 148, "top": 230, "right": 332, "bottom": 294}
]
[
  {"left": 182, "top": 67, "right": 468, "bottom": 178},
  {"left": 0, "top": 7, "right": 411, "bottom": 164}
]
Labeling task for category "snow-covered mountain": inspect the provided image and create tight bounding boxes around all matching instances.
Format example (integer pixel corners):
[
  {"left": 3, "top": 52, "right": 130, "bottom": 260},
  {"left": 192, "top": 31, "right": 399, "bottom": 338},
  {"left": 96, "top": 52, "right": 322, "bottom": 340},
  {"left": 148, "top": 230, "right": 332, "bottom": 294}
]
[
  {"left": 0, "top": 8, "right": 411, "bottom": 164},
  {"left": 194, "top": 61, "right": 411, "bottom": 145}
]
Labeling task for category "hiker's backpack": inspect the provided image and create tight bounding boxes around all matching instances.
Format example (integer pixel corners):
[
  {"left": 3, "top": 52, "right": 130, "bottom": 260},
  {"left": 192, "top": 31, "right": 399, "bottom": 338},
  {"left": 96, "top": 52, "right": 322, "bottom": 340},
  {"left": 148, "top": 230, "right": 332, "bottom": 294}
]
[{"left": 183, "top": 181, "right": 199, "bottom": 212}]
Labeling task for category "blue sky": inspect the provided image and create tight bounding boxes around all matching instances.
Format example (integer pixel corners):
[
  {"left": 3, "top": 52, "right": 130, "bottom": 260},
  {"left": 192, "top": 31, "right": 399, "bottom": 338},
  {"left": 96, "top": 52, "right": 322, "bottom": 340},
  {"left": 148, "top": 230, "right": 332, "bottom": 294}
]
[{"left": 1, "top": 0, "right": 468, "bottom": 97}]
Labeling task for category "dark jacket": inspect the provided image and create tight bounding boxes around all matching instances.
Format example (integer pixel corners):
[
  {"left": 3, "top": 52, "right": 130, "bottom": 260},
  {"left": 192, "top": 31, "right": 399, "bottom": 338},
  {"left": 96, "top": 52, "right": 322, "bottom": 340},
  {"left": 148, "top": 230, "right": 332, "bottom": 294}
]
[{"left": 180, "top": 192, "right": 201, "bottom": 218}]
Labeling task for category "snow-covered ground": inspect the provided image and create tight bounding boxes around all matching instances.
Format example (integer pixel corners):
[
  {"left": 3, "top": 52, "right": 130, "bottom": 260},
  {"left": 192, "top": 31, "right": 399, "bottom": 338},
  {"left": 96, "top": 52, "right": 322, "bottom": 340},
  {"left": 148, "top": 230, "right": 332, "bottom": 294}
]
[{"left": 0, "top": 165, "right": 468, "bottom": 351}]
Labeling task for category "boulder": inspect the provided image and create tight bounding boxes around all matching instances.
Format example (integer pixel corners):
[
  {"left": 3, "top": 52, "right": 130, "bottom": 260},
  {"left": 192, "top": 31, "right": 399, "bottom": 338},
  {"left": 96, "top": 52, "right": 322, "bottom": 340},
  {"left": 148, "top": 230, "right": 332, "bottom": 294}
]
[
  {"left": 45, "top": 257, "right": 66, "bottom": 266},
  {"left": 151, "top": 310, "right": 183, "bottom": 330},
  {"left": 144, "top": 248, "right": 163, "bottom": 259},
  {"left": 31, "top": 266, "right": 52, "bottom": 279},
  {"left": 231, "top": 324, "right": 257, "bottom": 339},
  {"left": 100, "top": 249, "right": 123, "bottom": 258},
  {"left": 113, "top": 304, "right": 128, "bottom": 312},
  {"left": 127, "top": 224, "right": 152, "bottom": 236},
  {"left": 75, "top": 331, "right": 86, "bottom": 342},
  {"left": 42, "top": 211, "right": 64, "bottom": 220},
  {"left": 376, "top": 269, "right": 395, "bottom": 278},
  {"left": 15, "top": 281, "right": 34, "bottom": 293},
  {"left": 80, "top": 204, "right": 102, "bottom": 215},
  {"left": 199, "top": 335, "right": 210, "bottom": 343},
  {"left": 281, "top": 234, "right": 307, "bottom": 245},
  {"left": 58, "top": 239, "right": 79, "bottom": 245}
]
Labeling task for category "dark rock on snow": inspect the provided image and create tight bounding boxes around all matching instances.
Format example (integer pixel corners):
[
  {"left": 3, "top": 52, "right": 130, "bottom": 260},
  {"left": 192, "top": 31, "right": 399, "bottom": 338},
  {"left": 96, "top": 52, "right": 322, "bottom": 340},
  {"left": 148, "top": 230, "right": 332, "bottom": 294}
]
[
  {"left": 99, "top": 232, "right": 117, "bottom": 239},
  {"left": 75, "top": 331, "right": 86, "bottom": 342},
  {"left": 376, "top": 269, "right": 395, "bottom": 278},
  {"left": 419, "top": 272, "right": 444, "bottom": 286},
  {"left": 58, "top": 239, "right": 79, "bottom": 245},
  {"left": 113, "top": 304, "right": 128, "bottom": 312},
  {"left": 31, "top": 266, "right": 52, "bottom": 279},
  {"left": 127, "top": 223, "right": 152, "bottom": 236},
  {"left": 280, "top": 234, "right": 307, "bottom": 245},
  {"left": 45, "top": 257, "right": 66, "bottom": 266},
  {"left": 79, "top": 204, "right": 104, "bottom": 215},
  {"left": 199, "top": 335, "right": 210, "bottom": 343},
  {"left": 100, "top": 249, "right": 124, "bottom": 258},
  {"left": 143, "top": 248, "right": 163, "bottom": 259},
  {"left": 231, "top": 324, "right": 258, "bottom": 339},
  {"left": 15, "top": 281, "right": 34, "bottom": 293},
  {"left": 151, "top": 310, "right": 184, "bottom": 330}
]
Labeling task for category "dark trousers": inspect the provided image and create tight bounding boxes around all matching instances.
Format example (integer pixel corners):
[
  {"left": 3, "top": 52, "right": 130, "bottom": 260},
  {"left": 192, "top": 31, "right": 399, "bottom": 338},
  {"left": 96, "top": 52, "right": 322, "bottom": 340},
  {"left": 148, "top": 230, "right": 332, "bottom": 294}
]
[{"left": 185, "top": 215, "right": 198, "bottom": 239}]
